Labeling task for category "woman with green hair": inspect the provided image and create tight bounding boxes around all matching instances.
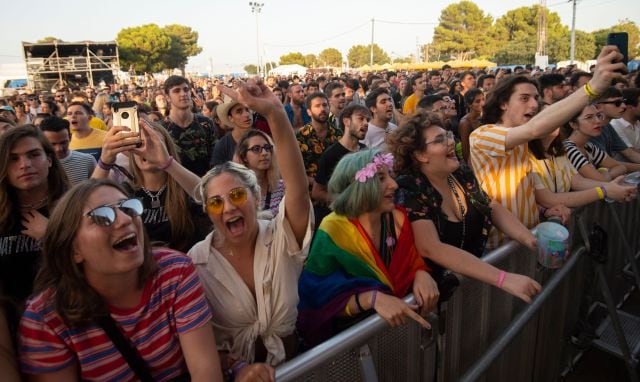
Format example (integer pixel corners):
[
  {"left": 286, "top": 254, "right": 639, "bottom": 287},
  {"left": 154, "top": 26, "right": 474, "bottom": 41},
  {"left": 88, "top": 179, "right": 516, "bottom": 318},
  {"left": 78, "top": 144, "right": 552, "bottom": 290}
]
[{"left": 298, "top": 149, "right": 439, "bottom": 346}]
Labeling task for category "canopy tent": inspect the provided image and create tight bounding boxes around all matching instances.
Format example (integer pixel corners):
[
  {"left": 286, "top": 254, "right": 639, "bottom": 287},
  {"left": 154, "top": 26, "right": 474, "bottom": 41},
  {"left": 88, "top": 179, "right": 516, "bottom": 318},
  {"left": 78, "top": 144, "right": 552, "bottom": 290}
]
[{"left": 268, "top": 64, "right": 308, "bottom": 76}]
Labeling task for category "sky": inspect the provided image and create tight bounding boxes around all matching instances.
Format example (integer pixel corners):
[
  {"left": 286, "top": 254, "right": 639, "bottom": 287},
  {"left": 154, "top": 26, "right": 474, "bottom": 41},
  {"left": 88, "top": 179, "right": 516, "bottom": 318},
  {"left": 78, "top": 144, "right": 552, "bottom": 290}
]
[{"left": 0, "top": 0, "right": 638, "bottom": 74}]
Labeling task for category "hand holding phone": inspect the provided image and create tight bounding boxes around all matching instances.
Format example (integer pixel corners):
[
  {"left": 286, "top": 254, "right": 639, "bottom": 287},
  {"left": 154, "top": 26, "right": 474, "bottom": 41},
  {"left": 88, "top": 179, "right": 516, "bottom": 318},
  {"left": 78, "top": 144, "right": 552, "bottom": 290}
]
[
  {"left": 607, "top": 32, "right": 628, "bottom": 66},
  {"left": 112, "top": 101, "right": 140, "bottom": 134}
]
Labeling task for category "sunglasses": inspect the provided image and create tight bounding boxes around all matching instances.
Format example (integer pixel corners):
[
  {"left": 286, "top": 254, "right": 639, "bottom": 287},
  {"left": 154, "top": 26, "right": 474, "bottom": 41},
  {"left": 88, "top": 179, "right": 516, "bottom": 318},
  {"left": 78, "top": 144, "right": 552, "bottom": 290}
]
[
  {"left": 85, "top": 198, "right": 144, "bottom": 227},
  {"left": 597, "top": 99, "right": 625, "bottom": 107},
  {"left": 247, "top": 143, "right": 273, "bottom": 154},
  {"left": 206, "top": 187, "right": 248, "bottom": 215}
]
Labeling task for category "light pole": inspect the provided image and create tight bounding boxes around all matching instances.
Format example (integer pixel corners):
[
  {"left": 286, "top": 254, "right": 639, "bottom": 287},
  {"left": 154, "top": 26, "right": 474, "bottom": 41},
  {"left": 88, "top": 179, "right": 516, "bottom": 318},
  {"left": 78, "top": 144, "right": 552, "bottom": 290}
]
[{"left": 249, "top": 2, "right": 264, "bottom": 77}]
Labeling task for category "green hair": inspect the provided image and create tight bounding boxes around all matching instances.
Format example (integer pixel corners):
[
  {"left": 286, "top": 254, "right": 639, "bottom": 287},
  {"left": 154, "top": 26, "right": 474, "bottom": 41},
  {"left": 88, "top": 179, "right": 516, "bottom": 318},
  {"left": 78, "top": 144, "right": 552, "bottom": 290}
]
[{"left": 329, "top": 149, "right": 384, "bottom": 217}]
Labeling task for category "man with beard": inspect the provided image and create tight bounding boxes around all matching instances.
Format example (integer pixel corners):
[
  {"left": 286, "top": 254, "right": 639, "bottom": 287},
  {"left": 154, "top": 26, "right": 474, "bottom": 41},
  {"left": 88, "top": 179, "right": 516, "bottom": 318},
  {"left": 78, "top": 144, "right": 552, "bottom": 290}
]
[
  {"left": 539, "top": 74, "right": 568, "bottom": 106},
  {"left": 161, "top": 75, "right": 216, "bottom": 176},
  {"left": 296, "top": 92, "right": 342, "bottom": 186},
  {"left": 284, "top": 84, "right": 310, "bottom": 129},
  {"left": 324, "top": 82, "right": 346, "bottom": 130},
  {"left": 312, "top": 104, "right": 369, "bottom": 226},
  {"left": 362, "top": 88, "right": 397, "bottom": 151}
]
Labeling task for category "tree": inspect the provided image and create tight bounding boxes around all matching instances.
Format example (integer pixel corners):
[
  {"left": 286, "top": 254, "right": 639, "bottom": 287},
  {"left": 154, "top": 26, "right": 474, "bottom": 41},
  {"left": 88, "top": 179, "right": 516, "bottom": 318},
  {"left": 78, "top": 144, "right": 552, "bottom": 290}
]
[
  {"left": 347, "top": 44, "right": 391, "bottom": 67},
  {"left": 431, "top": 1, "right": 494, "bottom": 60},
  {"left": 318, "top": 48, "right": 343, "bottom": 67},
  {"left": 304, "top": 54, "right": 318, "bottom": 68},
  {"left": 279, "top": 52, "right": 305, "bottom": 66},
  {"left": 162, "top": 24, "right": 203, "bottom": 72},
  {"left": 393, "top": 56, "right": 413, "bottom": 64},
  {"left": 574, "top": 30, "right": 597, "bottom": 62},
  {"left": 265, "top": 61, "right": 277, "bottom": 71},
  {"left": 117, "top": 24, "right": 173, "bottom": 73},
  {"left": 244, "top": 64, "right": 258, "bottom": 75},
  {"left": 592, "top": 19, "right": 640, "bottom": 58}
]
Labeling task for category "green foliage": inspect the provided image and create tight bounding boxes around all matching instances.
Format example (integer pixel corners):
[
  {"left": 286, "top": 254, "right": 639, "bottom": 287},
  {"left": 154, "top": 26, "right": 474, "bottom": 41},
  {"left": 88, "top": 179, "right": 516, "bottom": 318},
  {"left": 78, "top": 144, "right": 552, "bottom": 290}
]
[
  {"left": 244, "top": 64, "right": 258, "bottom": 75},
  {"left": 393, "top": 56, "right": 413, "bottom": 64},
  {"left": 347, "top": 44, "right": 390, "bottom": 67},
  {"left": 116, "top": 23, "right": 202, "bottom": 74},
  {"left": 592, "top": 19, "right": 640, "bottom": 58},
  {"left": 304, "top": 54, "right": 318, "bottom": 68},
  {"left": 279, "top": 52, "right": 305, "bottom": 66},
  {"left": 432, "top": 1, "right": 494, "bottom": 59},
  {"left": 265, "top": 61, "right": 277, "bottom": 71},
  {"left": 574, "top": 30, "right": 596, "bottom": 62},
  {"left": 318, "top": 48, "right": 343, "bottom": 67}
]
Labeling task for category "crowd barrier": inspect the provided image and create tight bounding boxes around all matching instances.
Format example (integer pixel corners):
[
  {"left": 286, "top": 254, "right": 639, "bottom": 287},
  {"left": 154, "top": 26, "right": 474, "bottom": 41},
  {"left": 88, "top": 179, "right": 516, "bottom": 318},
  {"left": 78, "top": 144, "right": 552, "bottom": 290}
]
[{"left": 275, "top": 198, "right": 640, "bottom": 381}]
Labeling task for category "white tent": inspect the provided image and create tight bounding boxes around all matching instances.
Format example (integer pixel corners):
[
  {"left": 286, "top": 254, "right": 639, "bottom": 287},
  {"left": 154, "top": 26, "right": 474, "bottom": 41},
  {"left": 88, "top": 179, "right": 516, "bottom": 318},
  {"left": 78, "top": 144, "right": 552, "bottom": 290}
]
[{"left": 268, "top": 64, "right": 307, "bottom": 76}]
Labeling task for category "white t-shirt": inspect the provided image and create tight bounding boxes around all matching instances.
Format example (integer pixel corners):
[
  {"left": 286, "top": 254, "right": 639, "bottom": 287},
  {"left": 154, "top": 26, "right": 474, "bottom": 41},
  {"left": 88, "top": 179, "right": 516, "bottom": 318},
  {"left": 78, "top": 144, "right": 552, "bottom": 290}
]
[
  {"left": 361, "top": 121, "right": 398, "bottom": 151},
  {"left": 59, "top": 150, "right": 97, "bottom": 185},
  {"left": 611, "top": 118, "right": 640, "bottom": 149}
]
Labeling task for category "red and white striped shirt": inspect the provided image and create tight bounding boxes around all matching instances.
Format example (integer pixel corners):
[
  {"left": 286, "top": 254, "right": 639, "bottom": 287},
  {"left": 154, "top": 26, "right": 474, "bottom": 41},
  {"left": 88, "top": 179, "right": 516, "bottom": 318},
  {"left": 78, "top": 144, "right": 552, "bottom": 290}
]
[{"left": 19, "top": 249, "right": 212, "bottom": 381}]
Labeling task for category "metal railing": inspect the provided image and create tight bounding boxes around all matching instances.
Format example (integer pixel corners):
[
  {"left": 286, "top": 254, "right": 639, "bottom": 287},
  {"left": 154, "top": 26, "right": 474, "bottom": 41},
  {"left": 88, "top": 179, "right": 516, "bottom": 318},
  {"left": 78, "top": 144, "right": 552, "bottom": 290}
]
[{"left": 275, "top": 199, "right": 640, "bottom": 381}]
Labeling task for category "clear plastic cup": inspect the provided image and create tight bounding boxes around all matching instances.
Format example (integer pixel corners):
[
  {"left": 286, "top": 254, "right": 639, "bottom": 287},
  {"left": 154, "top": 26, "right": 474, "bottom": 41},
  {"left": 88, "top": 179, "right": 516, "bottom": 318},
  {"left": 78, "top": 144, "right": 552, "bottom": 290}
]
[{"left": 535, "top": 222, "right": 570, "bottom": 269}]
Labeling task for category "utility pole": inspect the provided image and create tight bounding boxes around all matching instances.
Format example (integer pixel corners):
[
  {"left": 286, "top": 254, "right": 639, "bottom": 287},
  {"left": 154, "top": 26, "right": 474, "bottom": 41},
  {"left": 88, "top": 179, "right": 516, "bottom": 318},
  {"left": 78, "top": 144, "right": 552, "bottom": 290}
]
[
  {"left": 249, "top": 2, "right": 264, "bottom": 76},
  {"left": 370, "top": 18, "right": 375, "bottom": 66},
  {"left": 570, "top": 0, "right": 577, "bottom": 64}
]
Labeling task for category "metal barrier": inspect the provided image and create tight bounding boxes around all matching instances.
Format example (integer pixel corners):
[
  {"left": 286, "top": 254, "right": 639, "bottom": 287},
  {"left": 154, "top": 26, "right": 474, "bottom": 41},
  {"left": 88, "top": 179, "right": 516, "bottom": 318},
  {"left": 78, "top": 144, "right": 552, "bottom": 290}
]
[{"left": 276, "top": 199, "right": 640, "bottom": 382}]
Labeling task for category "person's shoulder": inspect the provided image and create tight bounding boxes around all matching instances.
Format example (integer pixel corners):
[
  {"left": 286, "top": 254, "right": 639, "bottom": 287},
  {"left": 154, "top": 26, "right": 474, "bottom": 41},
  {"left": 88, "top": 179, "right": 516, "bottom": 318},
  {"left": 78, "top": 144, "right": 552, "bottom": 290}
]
[
  {"left": 152, "top": 248, "right": 193, "bottom": 269},
  {"left": 194, "top": 114, "right": 213, "bottom": 125},
  {"left": 24, "top": 288, "right": 56, "bottom": 316},
  {"left": 70, "top": 149, "right": 97, "bottom": 161}
]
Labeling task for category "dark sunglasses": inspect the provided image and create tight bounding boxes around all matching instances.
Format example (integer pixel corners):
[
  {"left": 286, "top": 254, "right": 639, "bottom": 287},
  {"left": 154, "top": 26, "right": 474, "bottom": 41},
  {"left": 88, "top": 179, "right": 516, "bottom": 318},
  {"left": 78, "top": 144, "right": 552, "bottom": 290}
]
[
  {"left": 247, "top": 143, "right": 273, "bottom": 154},
  {"left": 597, "top": 99, "right": 625, "bottom": 107},
  {"left": 85, "top": 198, "right": 143, "bottom": 227},
  {"left": 206, "top": 187, "right": 248, "bottom": 215}
]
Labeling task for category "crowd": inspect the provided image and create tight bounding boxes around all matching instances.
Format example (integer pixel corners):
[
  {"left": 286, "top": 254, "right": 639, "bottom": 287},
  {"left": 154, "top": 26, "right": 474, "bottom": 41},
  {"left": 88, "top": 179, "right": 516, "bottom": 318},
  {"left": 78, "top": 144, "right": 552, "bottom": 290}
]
[{"left": 0, "top": 45, "right": 638, "bottom": 381}]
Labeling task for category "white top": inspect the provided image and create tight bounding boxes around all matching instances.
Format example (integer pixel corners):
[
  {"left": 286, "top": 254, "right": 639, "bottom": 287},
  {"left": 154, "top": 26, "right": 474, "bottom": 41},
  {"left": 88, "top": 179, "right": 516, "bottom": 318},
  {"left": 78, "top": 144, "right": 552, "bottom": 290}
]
[
  {"left": 361, "top": 121, "right": 398, "bottom": 151},
  {"left": 187, "top": 198, "right": 313, "bottom": 365},
  {"left": 611, "top": 118, "right": 640, "bottom": 149}
]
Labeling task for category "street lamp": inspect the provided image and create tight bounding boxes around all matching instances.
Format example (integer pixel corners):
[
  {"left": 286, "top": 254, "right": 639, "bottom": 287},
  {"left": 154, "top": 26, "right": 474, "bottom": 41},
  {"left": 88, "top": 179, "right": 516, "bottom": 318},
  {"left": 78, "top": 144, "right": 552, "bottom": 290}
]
[{"left": 249, "top": 2, "right": 264, "bottom": 77}]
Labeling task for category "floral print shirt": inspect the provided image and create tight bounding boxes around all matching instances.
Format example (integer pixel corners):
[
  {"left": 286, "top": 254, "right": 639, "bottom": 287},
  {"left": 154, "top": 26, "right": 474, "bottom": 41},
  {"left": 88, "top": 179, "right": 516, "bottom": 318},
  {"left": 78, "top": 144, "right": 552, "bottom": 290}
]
[{"left": 295, "top": 123, "right": 342, "bottom": 179}]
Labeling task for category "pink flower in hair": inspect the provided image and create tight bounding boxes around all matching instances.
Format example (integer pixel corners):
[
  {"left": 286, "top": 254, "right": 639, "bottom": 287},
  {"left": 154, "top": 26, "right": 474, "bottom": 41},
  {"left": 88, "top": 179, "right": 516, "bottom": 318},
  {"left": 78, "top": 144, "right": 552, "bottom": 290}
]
[{"left": 355, "top": 163, "right": 377, "bottom": 183}]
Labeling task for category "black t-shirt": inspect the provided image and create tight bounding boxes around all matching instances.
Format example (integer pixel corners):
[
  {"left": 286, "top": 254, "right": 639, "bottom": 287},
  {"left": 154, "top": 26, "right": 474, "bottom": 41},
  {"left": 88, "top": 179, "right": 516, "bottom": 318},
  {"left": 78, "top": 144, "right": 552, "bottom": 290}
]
[
  {"left": 0, "top": 208, "right": 47, "bottom": 303},
  {"left": 163, "top": 115, "right": 217, "bottom": 177},
  {"left": 211, "top": 133, "right": 237, "bottom": 167},
  {"left": 315, "top": 141, "right": 366, "bottom": 186}
]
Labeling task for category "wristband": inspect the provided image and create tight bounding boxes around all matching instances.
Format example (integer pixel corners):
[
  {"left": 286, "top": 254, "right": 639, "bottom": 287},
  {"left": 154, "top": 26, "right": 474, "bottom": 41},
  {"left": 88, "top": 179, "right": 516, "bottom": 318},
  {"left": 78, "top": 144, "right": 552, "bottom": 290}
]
[
  {"left": 584, "top": 82, "right": 599, "bottom": 101},
  {"left": 158, "top": 156, "right": 174, "bottom": 170},
  {"left": 355, "top": 293, "right": 364, "bottom": 312},
  {"left": 344, "top": 302, "right": 353, "bottom": 317},
  {"left": 97, "top": 159, "right": 114, "bottom": 171},
  {"left": 371, "top": 290, "right": 378, "bottom": 310},
  {"left": 601, "top": 186, "right": 608, "bottom": 199},
  {"left": 497, "top": 270, "right": 507, "bottom": 289},
  {"left": 228, "top": 361, "right": 248, "bottom": 380},
  {"left": 595, "top": 186, "right": 605, "bottom": 200}
]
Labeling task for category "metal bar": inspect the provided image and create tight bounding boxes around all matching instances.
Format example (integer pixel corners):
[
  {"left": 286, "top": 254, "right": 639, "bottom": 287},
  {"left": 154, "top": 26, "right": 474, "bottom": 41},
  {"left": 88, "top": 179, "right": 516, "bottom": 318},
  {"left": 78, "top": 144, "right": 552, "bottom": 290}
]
[
  {"left": 275, "top": 295, "right": 418, "bottom": 382},
  {"left": 607, "top": 206, "right": 640, "bottom": 290},
  {"left": 359, "top": 344, "right": 379, "bottom": 382},
  {"left": 459, "top": 246, "right": 586, "bottom": 382}
]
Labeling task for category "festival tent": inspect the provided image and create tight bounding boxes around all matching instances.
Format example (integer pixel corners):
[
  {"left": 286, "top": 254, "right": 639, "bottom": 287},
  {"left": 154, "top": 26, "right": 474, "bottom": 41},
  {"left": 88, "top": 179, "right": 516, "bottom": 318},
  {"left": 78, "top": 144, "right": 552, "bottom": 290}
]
[{"left": 268, "top": 64, "right": 308, "bottom": 76}]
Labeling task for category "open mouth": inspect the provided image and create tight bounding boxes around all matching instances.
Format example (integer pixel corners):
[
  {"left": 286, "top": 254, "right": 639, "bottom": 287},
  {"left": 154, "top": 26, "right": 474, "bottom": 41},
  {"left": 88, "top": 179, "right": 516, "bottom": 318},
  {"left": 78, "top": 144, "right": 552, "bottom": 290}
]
[
  {"left": 112, "top": 233, "right": 138, "bottom": 251},
  {"left": 523, "top": 112, "right": 535, "bottom": 120},
  {"left": 225, "top": 216, "right": 245, "bottom": 235}
]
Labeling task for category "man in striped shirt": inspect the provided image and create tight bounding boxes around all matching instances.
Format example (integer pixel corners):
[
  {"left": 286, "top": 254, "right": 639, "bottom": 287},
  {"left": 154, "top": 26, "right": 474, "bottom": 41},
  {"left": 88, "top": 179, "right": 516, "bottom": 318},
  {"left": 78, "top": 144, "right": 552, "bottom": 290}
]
[{"left": 470, "top": 46, "right": 624, "bottom": 248}]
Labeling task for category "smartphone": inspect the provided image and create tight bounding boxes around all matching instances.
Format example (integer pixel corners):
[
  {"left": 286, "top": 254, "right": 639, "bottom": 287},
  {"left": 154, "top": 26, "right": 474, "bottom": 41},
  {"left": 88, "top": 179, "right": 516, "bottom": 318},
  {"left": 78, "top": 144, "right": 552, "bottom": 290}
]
[
  {"left": 607, "top": 32, "right": 628, "bottom": 65},
  {"left": 112, "top": 101, "right": 139, "bottom": 134}
]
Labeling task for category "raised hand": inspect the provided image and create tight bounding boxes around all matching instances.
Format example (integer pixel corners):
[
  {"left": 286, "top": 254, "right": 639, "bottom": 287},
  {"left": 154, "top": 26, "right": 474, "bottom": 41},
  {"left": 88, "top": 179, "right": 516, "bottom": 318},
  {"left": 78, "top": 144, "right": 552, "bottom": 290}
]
[
  {"left": 100, "top": 126, "right": 141, "bottom": 164},
  {"left": 589, "top": 45, "right": 626, "bottom": 94}
]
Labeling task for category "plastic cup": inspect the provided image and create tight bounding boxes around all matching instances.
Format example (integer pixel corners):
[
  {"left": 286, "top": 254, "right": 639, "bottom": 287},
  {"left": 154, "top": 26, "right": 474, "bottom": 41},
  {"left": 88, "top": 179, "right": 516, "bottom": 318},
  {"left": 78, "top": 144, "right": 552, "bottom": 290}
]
[
  {"left": 535, "top": 222, "right": 570, "bottom": 269},
  {"left": 623, "top": 171, "right": 640, "bottom": 188}
]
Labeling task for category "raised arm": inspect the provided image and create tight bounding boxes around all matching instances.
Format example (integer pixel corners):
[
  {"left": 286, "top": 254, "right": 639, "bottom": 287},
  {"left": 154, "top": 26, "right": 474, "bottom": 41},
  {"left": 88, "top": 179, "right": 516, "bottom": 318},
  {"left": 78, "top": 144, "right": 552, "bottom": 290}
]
[
  {"left": 91, "top": 126, "right": 140, "bottom": 179},
  {"left": 218, "top": 79, "right": 310, "bottom": 245},
  {"left": 505, "top": 47, "right": 625, "bottom": 150}
]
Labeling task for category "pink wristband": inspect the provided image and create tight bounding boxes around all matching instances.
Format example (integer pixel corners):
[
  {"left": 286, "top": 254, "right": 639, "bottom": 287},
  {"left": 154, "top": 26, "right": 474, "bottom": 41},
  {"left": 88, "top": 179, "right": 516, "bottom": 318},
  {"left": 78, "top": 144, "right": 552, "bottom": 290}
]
[
  {"left": 497, "top": 270, "right": 506, "bottom": 289},
  {"left": 158, "top": 156, "right": 174, "bottom": 170}
]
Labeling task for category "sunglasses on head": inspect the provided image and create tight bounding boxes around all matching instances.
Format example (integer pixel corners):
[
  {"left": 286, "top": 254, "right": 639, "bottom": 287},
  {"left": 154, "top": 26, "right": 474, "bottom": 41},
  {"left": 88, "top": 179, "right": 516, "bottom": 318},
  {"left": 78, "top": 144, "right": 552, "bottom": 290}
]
[
  {"left": 597, "top": 99, "right": 625, "bottom": 107},
  {"left": 206, "top": 187, "right": 248, "bottom": 215},
  {"left": 247, "top": 143, "right": 273, "bottom": 154},
  {"left": 85, "top": 198, "right": 144, "bottom": 227}
]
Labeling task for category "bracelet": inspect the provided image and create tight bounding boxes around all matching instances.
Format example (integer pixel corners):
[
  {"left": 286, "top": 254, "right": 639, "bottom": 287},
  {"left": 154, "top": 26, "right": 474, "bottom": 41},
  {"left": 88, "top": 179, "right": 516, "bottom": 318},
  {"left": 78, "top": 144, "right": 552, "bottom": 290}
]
[
  {"left": 354, "top": 293, "right": 364, "bottom": 312},
  {"left": 344, "top": 302, "right": 353, "bottom": 317},
  {"left": 228, "top": 361, "right": 248, "bottom": 380},
  {"left": 97, "top": 159, "right": 114, "bottom": 171},
  {"left": 584, "top": 82, "right": 600, "bottom": 101},
  {"left": 601, "top": 186, "right": 608, "bottom": 199},
  {"left": 158, "top": 156, "right": 174, "bottom": 170},
  {"left": 497, "top": 270, "right": 507, "bottom": 289},
  {"left": 371, "top": 290, "right": 378, "bottom": 310},
  {"left": 595, "top": 186, "right": 605, "bottom": 200}
]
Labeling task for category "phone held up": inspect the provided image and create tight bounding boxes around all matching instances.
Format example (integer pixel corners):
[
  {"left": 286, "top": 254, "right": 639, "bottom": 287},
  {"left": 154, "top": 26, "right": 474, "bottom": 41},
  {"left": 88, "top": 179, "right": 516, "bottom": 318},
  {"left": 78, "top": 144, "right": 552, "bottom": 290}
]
[
  {"left": 112, "top": 101, "right": 140, "bottom": 134},
  {"left": 607, "top": 32, "right": 628, "bottom": 67}
]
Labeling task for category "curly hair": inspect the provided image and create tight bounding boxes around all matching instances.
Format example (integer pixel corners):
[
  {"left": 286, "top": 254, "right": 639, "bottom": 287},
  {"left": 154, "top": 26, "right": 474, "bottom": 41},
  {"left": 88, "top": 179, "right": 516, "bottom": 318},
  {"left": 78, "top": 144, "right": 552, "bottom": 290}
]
[{"left": 387, "top": 111, "right": 445, "bottom": 175}]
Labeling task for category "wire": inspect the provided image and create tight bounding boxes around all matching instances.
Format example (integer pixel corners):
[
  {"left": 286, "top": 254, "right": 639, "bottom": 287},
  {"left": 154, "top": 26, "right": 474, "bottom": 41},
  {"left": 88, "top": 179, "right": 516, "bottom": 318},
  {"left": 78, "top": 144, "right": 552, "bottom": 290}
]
[
  {"left": 376, "top": 19, "right": 438, "bottom": 25},
  {"left": 264, "top": 21, "right": 370, "bottom": 48}
]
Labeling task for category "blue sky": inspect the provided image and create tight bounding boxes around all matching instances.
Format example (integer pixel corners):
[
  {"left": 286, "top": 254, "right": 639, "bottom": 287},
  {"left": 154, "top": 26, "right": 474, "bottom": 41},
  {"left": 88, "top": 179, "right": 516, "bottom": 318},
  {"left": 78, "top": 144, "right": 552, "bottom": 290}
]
[{"left": 0, "top": 0, "right": 637, "bottom": 73}]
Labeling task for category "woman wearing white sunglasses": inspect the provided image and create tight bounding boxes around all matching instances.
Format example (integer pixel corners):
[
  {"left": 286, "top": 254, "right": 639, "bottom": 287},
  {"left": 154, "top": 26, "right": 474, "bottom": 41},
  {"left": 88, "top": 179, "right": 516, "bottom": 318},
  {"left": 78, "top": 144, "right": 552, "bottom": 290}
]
[{"left": 18, "top": 179, "right": 223, "bottom": 381}]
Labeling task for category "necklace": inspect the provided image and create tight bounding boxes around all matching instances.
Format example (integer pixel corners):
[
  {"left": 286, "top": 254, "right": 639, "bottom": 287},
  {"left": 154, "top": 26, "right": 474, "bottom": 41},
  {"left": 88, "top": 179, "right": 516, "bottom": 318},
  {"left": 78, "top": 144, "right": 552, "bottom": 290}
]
[
  {"left": 141, "top": 184, "right": 167, "bottom": 209},
  {"left": 20, "top": 196, "right": 48, "bottom": 210},
  {"left": 447, "top": 175, "right": 466, "bottom": 248}
]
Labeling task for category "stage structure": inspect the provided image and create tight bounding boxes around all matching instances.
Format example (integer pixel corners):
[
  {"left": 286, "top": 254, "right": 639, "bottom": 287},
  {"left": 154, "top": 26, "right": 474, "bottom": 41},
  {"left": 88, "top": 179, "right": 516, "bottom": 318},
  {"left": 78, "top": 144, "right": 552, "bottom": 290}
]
[{"left": 22, "top": 41, "right": 120, "bottom": 91}]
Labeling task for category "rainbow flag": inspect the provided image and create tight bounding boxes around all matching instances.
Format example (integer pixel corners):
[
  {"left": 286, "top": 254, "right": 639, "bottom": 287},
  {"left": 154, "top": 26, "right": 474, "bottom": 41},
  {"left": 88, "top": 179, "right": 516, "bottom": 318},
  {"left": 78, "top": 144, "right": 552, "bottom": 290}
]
[{"left": 297, "top": 209, "right": 427, "bottom": 345}]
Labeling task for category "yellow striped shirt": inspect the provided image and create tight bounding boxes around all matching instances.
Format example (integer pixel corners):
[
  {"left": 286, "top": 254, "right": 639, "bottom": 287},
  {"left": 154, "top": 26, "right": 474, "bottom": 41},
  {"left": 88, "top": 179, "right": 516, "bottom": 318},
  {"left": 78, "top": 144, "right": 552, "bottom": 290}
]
[
  {"left": 470, "top": 124, "right": 538, "bottom": 248},
  {"left": 529, "top": 154, "right": 576, "bottom": 193}
]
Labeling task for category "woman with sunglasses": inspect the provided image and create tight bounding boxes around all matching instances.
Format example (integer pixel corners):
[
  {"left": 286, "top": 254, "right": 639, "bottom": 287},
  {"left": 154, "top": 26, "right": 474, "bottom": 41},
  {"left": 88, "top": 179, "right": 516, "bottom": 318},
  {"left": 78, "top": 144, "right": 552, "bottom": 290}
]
[
  {"left": 186, "top": 78, "right": 311, "bottom": 381},
  {"left": 18, "top": 179, "right": 223, "bottom": 381},
  {"left": 235, "top": 129, "right": 284, "bottom": 217},
  {"left": 563, "top": 104, "right": 640, "bottom": 182},
  {"left": 297, "top": 149, "right": 438, "bottom": 346},
  {"left": 388, "top": 112, "right": 542, "bottom": 304},
  {"left": 93, "top": 121, "right": 209, "bottom": 253}
]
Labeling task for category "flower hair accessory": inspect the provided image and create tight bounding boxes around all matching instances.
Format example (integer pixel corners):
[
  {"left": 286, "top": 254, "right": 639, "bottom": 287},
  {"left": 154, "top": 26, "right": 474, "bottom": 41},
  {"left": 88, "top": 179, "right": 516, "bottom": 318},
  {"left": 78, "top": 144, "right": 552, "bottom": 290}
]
[{"left": 355, "top": 153, "right": 394, "bottom": 183}]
